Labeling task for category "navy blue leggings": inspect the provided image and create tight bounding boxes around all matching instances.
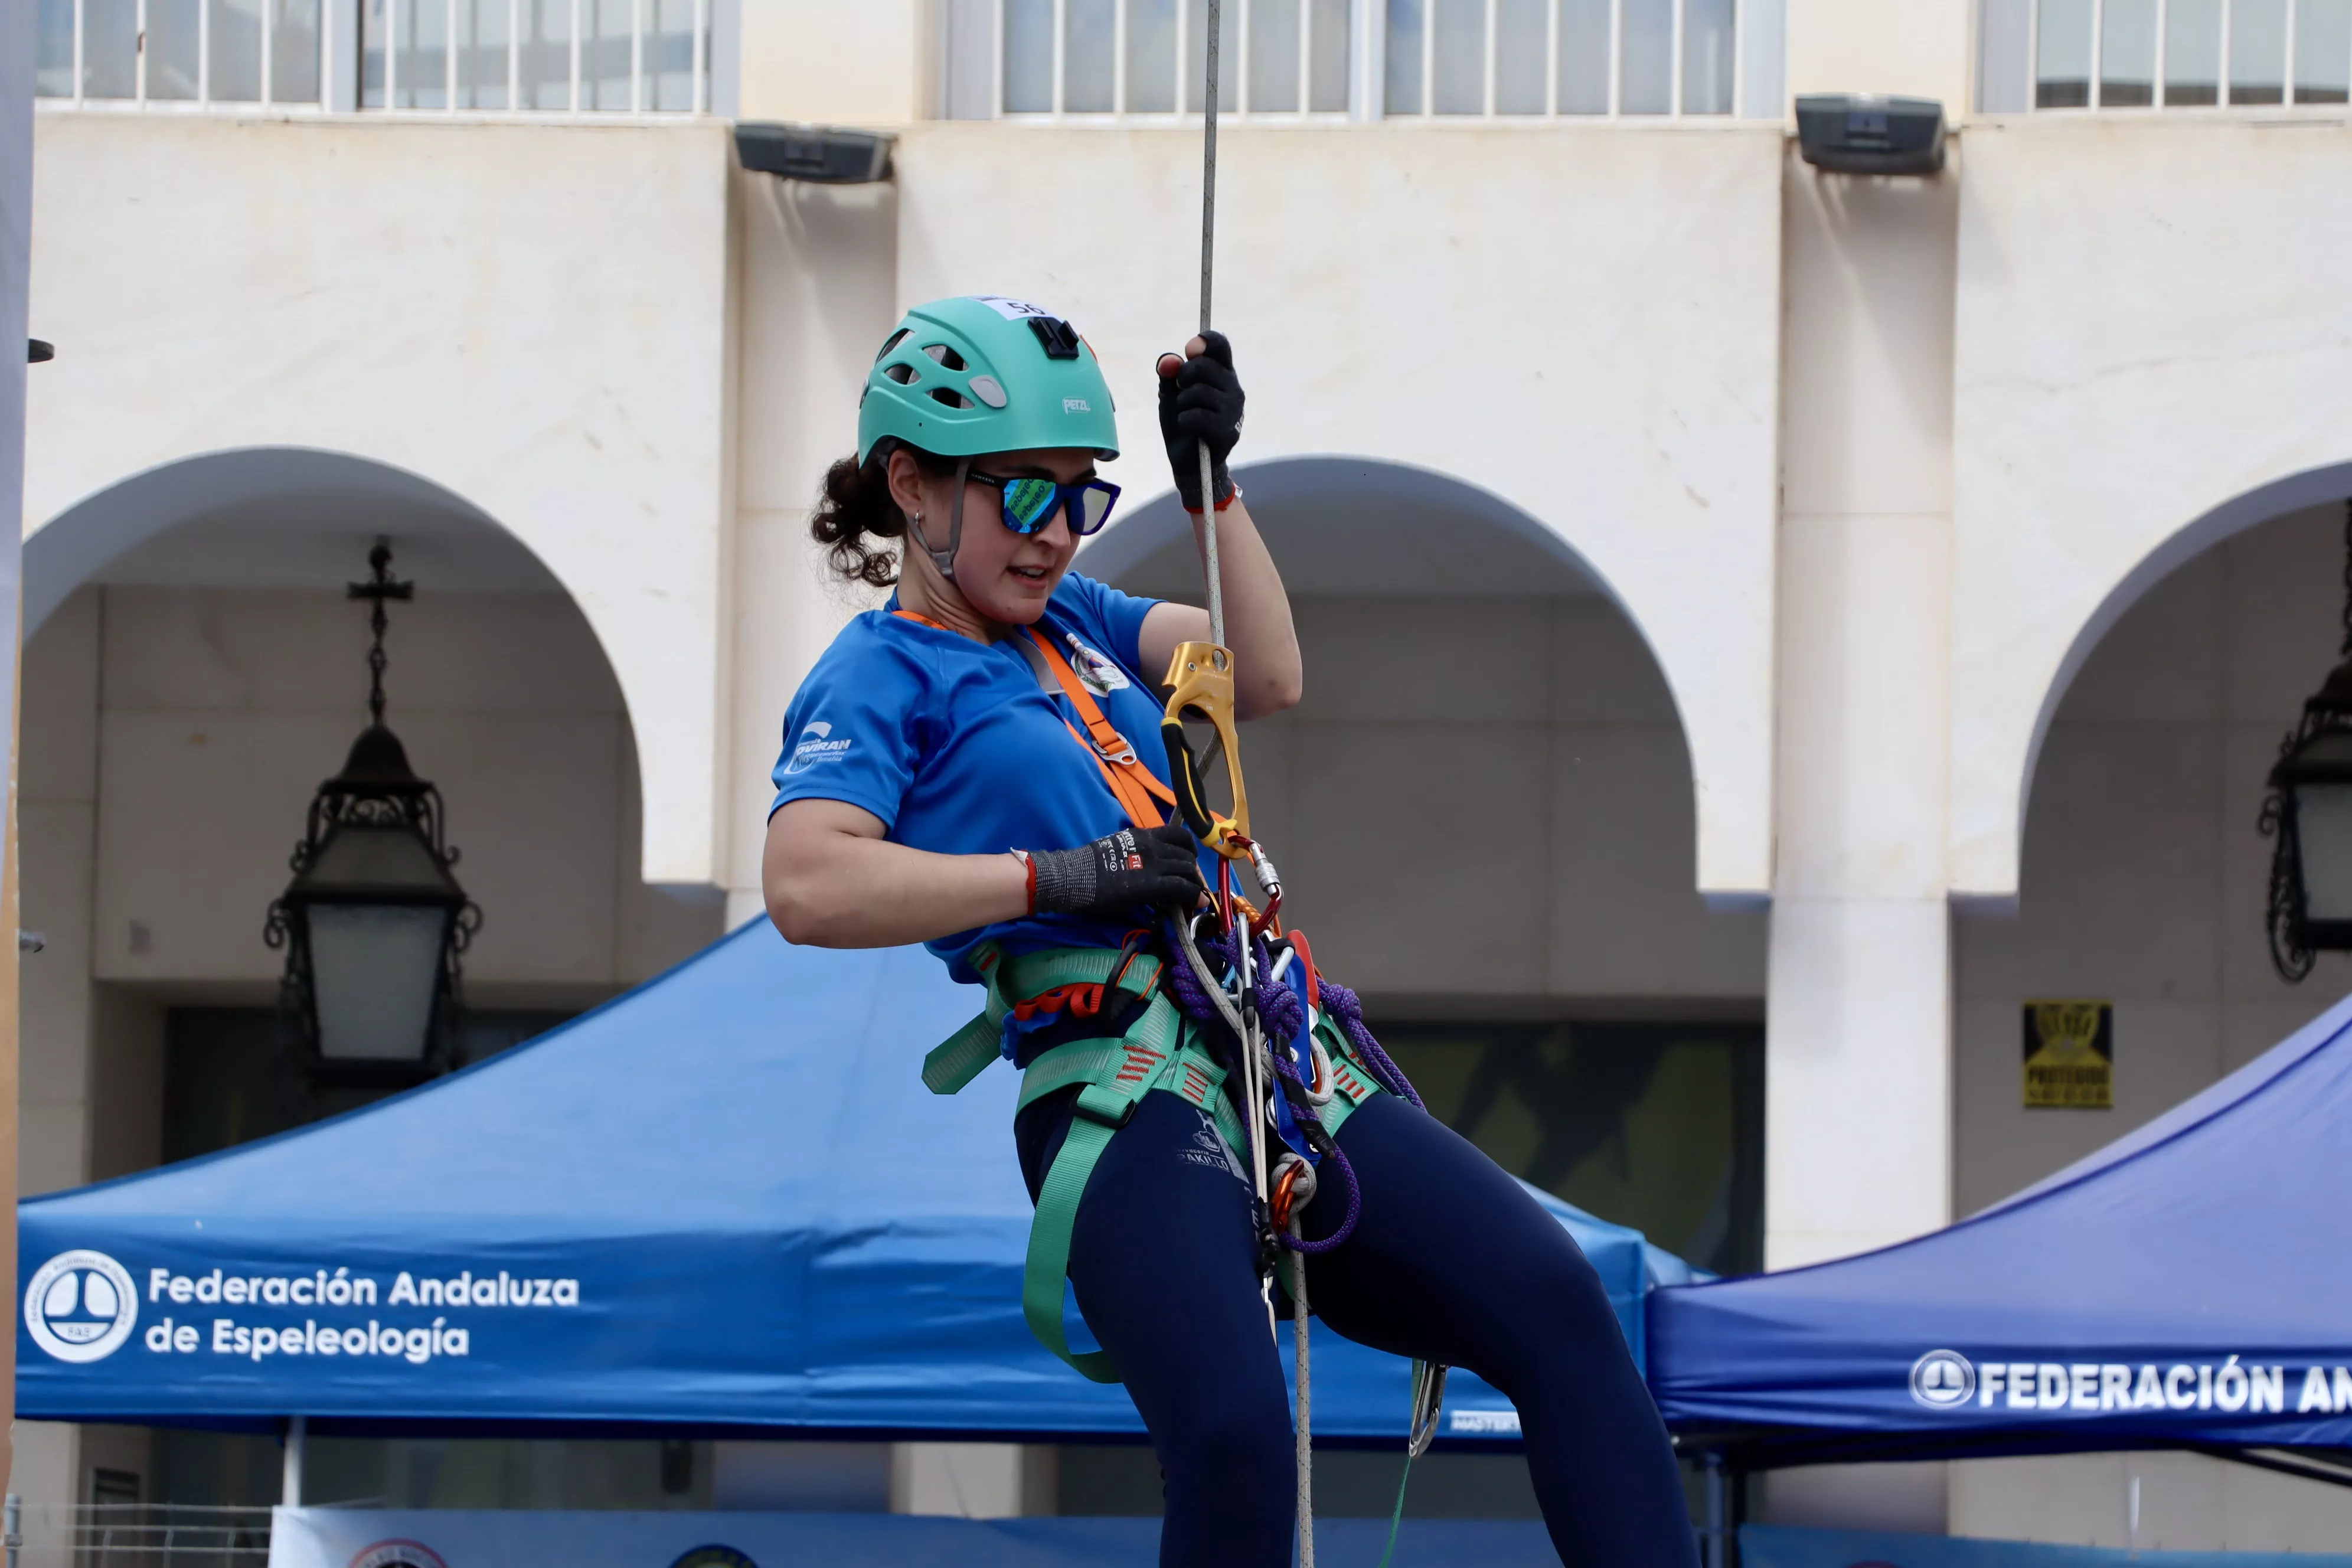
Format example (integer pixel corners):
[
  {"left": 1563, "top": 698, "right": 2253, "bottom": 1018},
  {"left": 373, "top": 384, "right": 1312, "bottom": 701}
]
[{"left": 1017, "top": 1087, "right": 1698, "bottom": 1567}]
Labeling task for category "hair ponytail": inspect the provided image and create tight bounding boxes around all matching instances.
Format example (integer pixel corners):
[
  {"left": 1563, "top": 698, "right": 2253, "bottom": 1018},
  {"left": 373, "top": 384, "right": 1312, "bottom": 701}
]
[{"left": 810, "top": 443, "right": 955, "bottom": 589}]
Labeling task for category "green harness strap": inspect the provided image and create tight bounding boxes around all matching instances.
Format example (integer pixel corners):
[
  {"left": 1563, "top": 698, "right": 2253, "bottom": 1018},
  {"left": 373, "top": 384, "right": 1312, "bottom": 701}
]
[{"left": 925, "top": 940, "right": 1381, "bottom": 1382}]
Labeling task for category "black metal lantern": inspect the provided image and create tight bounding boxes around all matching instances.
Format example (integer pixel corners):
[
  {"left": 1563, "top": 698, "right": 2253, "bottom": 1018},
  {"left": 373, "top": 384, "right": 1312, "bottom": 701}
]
[
  {"left": 2262, "top": 501, "right": 2352, "bottom": 982},
  {"left": 266, "top": 543, "right": 480, "bottom": 1088}
]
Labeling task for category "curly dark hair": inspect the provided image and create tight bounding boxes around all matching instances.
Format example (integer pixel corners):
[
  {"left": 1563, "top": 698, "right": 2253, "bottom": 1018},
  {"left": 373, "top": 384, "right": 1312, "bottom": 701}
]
[{"left": 810, "top": 443, "right": 957, "bottom": 589}]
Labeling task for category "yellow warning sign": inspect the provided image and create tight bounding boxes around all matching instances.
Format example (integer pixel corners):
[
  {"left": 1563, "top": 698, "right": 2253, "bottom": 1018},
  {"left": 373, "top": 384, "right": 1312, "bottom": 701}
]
[{"left": 2023, "top": 1000, "right": 2113, "bottom": 1109}]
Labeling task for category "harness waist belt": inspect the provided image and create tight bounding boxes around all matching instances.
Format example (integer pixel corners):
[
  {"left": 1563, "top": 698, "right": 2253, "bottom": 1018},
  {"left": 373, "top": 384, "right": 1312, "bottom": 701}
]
[{"left": 925, "top": 939, "right": 1383, "bottom": 1381}]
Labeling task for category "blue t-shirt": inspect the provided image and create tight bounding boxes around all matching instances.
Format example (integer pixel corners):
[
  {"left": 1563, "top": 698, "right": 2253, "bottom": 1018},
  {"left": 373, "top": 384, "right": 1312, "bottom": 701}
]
[{"left": 769, "top": 573, "right": 1180, "bottom": 985}]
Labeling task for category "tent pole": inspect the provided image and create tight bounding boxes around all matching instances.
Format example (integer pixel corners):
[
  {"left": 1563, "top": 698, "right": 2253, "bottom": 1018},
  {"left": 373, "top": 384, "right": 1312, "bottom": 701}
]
[
  {"left": 1703, "top": 1451, "right": 1727, "bottom": 1568},
  {"left": 282, "top": 1416, "right": 307, "bottom": 1507}
]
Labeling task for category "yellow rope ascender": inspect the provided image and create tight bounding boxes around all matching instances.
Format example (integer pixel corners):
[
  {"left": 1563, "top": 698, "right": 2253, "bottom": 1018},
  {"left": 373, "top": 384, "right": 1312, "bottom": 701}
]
[{"left": 1158, "top": 15, "right": 1445, "bottom": 1560}]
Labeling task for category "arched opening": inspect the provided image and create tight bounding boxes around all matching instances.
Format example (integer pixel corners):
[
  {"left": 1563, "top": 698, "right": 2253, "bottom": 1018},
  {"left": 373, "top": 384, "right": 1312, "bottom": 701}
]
[
  {"left": 1952, "top": 489, "right": 2352, "bottom": 1540},
  {"left": 1071, "top": 455, "right": 1768, "bottom": 1516},
  {"left": 1965, "top": 484, "right": 2352, "bottom": 1216},
  {"left": 18, "top": 448, "right": 725, "bottom": 1507}
]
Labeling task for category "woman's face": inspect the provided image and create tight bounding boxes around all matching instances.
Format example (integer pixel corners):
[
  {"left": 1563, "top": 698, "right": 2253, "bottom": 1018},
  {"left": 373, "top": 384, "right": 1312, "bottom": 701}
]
[{"left": 895, "top": 446, "right": 1101, "bottom": 626}]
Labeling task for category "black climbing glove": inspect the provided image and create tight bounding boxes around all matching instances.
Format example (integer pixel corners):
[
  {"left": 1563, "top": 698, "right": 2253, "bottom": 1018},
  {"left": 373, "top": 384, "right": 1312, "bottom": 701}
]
[
  {"left": 1157, "top": 330, "right": 1244, "bottom": 511},
  {"left": 1028, "top": 823, "right": 1207, "bottom": 918}
]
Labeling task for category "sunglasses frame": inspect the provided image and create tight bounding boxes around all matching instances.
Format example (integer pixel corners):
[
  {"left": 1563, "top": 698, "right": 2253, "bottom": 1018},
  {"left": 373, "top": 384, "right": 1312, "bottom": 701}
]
[{"left": 968, "top": 469, "right": 1122, "bottom": 538}]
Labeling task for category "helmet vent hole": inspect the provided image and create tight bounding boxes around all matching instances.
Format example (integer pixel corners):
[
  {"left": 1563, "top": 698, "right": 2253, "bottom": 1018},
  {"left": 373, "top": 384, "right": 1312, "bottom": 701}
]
[
  {"left": 928, "top": 387, "right": 972, "bottom": 410},
  {"left": 883, "top": 362, "right": 919, "bottom": 385},
  {"left": 874, "top": 328, "right": 910, "bottom": 363},
  {"left": 922, "top": 344, "right": 968, "bottom": 371}
]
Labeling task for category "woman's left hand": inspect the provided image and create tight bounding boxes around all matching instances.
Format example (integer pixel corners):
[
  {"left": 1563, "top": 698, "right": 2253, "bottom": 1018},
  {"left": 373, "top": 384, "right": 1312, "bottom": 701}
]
[{"left": 1157, "top": 331, "right": 1244, "bottom": 511}]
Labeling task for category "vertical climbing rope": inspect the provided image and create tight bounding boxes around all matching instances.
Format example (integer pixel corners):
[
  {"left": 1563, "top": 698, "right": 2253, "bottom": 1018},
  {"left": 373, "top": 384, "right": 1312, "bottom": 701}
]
[
  {"left": 1191, "top": 13, "right": 1309, "bottom": 1555},
  {"left": 1198, "top": 0, "right": 1225, "bottom": 648},
  {"left": 1292, "top": 1216, "right": 1315, "bottom": 1568}
]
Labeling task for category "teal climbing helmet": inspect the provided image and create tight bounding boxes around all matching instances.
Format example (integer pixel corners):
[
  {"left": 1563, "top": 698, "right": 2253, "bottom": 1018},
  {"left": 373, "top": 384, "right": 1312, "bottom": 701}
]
[{"left": 857, "top": 295, "right": 1120, "bottom": 466}]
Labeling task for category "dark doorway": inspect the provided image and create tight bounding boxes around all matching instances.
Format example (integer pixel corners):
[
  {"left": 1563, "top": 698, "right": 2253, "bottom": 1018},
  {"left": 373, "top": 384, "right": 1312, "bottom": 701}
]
[{"left": 1373, "top": 1019, "right": 1766, "bottom": 1278}]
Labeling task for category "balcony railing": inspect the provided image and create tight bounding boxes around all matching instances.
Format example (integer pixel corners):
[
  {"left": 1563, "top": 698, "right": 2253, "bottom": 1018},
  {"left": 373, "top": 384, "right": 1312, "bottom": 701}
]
[
  {"left": 947, "top": 0, "right": 1785, "bottom": 120},
  {"left": 34, "top": 0, "right": 712, "bottom": 115},
  {"left": 1979, "top": 0, "right": 2352, "bottom": 111}
]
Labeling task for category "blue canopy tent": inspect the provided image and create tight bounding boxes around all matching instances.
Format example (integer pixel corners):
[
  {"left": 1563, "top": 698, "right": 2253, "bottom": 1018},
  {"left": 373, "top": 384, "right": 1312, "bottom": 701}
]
[
  {"left": 17, "top": 920, "right": 1696, "bottom": 1448},
  {"left": 1649, "top": 989, "right": 2352, "bottom": 1484}
]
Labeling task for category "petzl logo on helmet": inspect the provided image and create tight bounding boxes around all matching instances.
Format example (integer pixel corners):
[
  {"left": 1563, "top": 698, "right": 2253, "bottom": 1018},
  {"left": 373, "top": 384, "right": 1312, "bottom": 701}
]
[
  {"left": 24, "top": 1250, "right": 138, "bottom": 1363},
  {"left": 1910, "top": 1349, "right": 1976, "bottom": 1410}
]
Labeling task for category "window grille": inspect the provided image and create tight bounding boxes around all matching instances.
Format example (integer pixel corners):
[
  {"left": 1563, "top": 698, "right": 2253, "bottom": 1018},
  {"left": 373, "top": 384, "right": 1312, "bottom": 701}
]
[
  {"left": 1978, "top": 0, "right": 2352, "bottom": 111},
  {"left": 961, "top": 0, "right": 1785, "bottom": 119},
  {"left": 34, "top": 0, "right": 714, "bottom": 114},
  {"left": 362, "top": 0, "right": 709, "bottom": 113},
  {"left": 984, "top": 0, "right": 1358, "bottom": 119},
  {"left": 37, "top": 0, "right": 325, "bottom": 106},
  {"left": 1384, "top": 0, "right": 1776, "bottom": 117}
]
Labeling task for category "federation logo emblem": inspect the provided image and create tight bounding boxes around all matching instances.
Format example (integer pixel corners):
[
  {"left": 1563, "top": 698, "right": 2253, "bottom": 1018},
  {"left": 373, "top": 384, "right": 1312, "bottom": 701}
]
[
  {"left": 348, "top": 1543, "right": 448, "bottom": 1568},
  {"left": 24, "top": 1250, "right": 138, "bottom": 1364},
  {"left": 1909, "top": 1348, "right": 1976, "bottom": 1409}
]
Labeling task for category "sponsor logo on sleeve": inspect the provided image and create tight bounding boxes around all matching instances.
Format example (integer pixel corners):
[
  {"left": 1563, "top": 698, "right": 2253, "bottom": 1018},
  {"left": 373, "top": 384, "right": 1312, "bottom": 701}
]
[
  {"left": 25, "top": 1250, "right": 138, "bottom": 1363},
  {"left": 783, "top": 721, "right": 853, "bottom": 776}
]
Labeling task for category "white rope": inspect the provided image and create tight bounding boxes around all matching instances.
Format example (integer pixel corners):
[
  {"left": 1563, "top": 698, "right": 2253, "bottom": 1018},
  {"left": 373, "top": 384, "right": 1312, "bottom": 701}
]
[
  {"left": 1292, "top": 1217, "right": 1315, "bottom": 1568},
  {"left": 1198, "top": 0, "right": 1225, "bottom": 647}
]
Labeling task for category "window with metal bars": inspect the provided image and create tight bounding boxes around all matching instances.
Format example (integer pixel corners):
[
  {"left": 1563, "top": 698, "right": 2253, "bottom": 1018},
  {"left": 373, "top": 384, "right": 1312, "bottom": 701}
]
[
  {"left": 1979, "top": 0, "right": 2352, "bottom": 111},
  {"left": 34, "top": 0, "right": 714, "bottom": 115},
  {"left": 1384, "top": 0, "right": 1772, "bottom": 117},
  {"left": 37, "top": 0, "right": 324, "bottom": 106},
  {"left": 950, "top": 0, "right": 1785, "bottom": 119}
]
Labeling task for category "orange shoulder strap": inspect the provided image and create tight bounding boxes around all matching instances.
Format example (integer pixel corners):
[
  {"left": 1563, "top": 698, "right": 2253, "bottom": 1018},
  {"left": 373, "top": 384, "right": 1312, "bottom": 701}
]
[{"left": 1025, "top": 627, "right": 1175, "bottom": 832}]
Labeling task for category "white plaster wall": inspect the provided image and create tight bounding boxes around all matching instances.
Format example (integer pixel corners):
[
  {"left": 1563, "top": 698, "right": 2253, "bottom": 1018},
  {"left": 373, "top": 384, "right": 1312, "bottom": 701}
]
[
  {"left": 1950, "top": 119, "right": 2352, "bottom": 900},
  {"left": 1784, "top": 0, "right": 1973, "bottom": 113},
  {"left": 891, "top": 122, "right": 1786, "bottom": 897},
  {"left": 737, "top": 0, "right": 926, "bottom": 126},
  {"left": 725, "top": 170, "right": 899, "bottom": 925},
  {"left": 25, "top": 115, "right": 737, "bottom": 888},
  {"left": 1765, "top": 153, "right": 1958, "bottom": 1286}
]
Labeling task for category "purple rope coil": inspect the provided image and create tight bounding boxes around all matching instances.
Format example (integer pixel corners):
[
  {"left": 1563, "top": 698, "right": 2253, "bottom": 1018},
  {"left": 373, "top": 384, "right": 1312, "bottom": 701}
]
[
  {"left": 1163, "top": 922, "right": 1408, "bottom": 1252},
  {"left": 1312, "top": 978, "right": 1424, "bottom": 1112}
]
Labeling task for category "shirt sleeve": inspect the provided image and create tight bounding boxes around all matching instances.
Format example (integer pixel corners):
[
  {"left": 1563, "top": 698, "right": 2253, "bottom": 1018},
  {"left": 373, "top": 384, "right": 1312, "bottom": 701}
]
[
  {"left": 767, "top": 623, "right": 929, "bottom": 829},
  {"left": 1054, "top": 571, "right": 1163, "bottom": 677}
]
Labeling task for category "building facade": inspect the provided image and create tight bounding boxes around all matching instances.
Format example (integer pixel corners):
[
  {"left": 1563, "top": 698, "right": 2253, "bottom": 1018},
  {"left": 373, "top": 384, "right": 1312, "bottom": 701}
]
[{"left": 13, "top": 0, "right": 2352, "bottom": 1548}]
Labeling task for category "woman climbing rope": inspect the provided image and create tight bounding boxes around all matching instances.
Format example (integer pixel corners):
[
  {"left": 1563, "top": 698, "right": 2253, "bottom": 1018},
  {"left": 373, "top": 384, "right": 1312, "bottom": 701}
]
[{"left": 760, "top": 294, "right": 1698, "bottom": 1567}]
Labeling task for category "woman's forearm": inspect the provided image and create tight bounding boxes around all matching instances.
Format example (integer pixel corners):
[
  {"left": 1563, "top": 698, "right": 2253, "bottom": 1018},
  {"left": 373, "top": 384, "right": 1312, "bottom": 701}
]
[
  {"left": 765, "top": 802, "right": 1028, "bottom": 948},
  {"left": 1185, "top": 498, "right": 1301, "bottom": 718}
]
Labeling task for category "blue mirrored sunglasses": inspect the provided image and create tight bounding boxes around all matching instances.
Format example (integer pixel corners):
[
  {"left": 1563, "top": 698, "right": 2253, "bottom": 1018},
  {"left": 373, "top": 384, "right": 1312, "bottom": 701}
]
[{"left": 969, "top": 471, "right": 1122, "bottom": 538}]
